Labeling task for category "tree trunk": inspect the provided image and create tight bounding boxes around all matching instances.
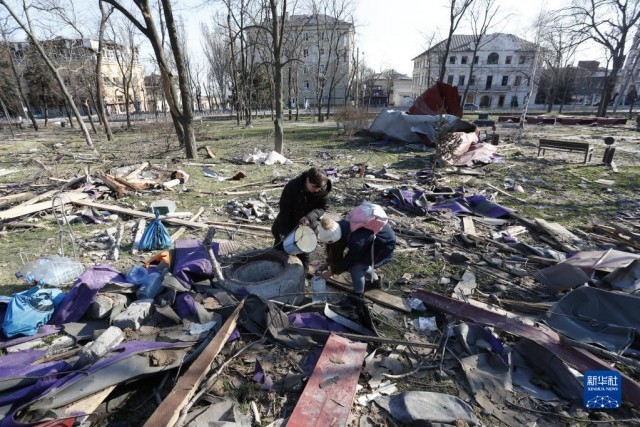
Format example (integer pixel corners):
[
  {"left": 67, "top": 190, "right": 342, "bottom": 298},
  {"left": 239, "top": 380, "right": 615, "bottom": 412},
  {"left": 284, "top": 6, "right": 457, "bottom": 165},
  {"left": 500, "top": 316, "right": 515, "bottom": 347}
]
[
  {"left": 6, "top": 45, "right": 38, "bottom": 130},
  {"left": 84, "top": 100, "right": 98, "bottom": 134},
  {"left": 0, "top": 97, "right": 15, "bottom": 139},
  {"left": 1, "top": 0, "right": 97, "bottom": 153},
  {"left": 64, "top": 103, "right": 74, "bottom": 128},
  {"left": 125, "top": 91, "right": 131, "bottom": 129},
  {"left": 162, "top": 0, "right": 198, "bottom": 157},
  {"left": 96, "top": 1, "right": 113, "bottom": 140}
]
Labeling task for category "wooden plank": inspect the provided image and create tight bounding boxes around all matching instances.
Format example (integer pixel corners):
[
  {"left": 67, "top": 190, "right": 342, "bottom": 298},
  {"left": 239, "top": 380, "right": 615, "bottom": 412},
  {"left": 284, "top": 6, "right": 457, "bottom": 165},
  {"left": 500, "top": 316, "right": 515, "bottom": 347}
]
[
  {"left": 131, "top": 219, "right": 146, "bottom": 255},
  {"left": 171, "top": 207, "right": 205, "bottom": 242},
  {"left": 65, "top": 385, "right": 116, "bottom": 422},
  {"left": 461, "top": 216, "right": 477, "bottom": 236},
  {"left": 23, "top": 189, "right": 58, "bottom": 206},
  {"left": 326, "top": 274, "right": 411, "bottom": 313},
  {"left": 287, "top": 334, "right": 367, "bottom": 427},
  {"left": 534, "top": 218, "right": 581, "bottom": 251},
  {"left": 0, "top": 191, "right": 35, "bottom": 208},
  {"left": 0, "top": 192, "right": 88, "bottom": 221},
  {"left": 486, "top": 183, "right": 526, "bottom": 203},
  {"left": 205, "top": 146, "right": 216, "bottom": 159},
  {"left": 144, "top": 299, "right": 245, "bottom": 427},
  {"left": 71, "top": 200, "right": 271, "bottom": 233},
  {"left": 124, "top": 162, "right": 150, "bottom": 180}
]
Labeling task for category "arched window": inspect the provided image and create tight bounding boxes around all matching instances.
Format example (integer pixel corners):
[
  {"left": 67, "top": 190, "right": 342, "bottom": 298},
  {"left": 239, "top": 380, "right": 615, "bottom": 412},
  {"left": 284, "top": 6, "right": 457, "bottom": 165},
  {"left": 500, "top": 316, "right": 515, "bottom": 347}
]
[{"left": 487, "top": 52, "right": 499, "bottom": 64}]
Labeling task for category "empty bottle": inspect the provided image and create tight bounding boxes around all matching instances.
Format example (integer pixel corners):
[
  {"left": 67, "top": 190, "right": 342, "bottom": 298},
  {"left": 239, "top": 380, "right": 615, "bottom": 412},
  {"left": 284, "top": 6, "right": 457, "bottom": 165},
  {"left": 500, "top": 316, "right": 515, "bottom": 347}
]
[
  {"left": 17, "top": 256, "right": 84, "bottom": 287},
  {"left": 311, "top": 276, "right": 327, "bottom": 303},
  {"left": 136, "top": 272, "right": 164, "bottom": 300}
]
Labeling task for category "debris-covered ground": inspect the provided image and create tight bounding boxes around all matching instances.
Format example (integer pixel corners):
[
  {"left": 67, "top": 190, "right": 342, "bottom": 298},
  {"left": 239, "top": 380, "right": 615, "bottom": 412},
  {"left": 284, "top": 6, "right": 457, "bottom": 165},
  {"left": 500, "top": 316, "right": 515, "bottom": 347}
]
[{"left": 0, "top": 113, "right": 639, "bottom": 426}]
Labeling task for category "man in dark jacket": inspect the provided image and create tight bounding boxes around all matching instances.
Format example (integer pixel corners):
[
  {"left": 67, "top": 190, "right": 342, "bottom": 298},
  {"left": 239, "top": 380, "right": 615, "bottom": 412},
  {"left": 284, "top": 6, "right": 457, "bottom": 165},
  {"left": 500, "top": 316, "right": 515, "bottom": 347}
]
[{"left": 272, "top": 168, "right": 331, "bottom": 270}]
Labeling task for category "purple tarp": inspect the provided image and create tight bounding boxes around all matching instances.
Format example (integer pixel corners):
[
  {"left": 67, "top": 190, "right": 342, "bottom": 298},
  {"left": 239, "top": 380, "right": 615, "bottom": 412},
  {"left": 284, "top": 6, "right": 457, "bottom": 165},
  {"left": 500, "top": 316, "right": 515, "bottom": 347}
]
[
  {"left": 49, "top": 265, "right": 127, "bottom": 325},
  {"left": 172, "top": 240, "right": 214, "bottom": 289}
]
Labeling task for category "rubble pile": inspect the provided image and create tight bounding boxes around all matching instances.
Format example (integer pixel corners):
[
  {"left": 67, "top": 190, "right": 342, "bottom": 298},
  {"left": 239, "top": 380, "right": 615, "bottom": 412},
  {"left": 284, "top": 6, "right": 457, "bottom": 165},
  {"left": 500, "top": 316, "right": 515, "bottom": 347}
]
[{"left": 0, "top": 122, "right": 639, "bottom": 426}]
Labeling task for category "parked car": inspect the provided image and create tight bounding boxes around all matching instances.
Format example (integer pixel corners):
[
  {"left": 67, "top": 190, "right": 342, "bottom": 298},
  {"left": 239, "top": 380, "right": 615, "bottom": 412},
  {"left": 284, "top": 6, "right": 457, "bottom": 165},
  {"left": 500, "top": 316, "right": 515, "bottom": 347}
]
[{"left": 463, "top": 103, "right": 479, "bottom": 111}]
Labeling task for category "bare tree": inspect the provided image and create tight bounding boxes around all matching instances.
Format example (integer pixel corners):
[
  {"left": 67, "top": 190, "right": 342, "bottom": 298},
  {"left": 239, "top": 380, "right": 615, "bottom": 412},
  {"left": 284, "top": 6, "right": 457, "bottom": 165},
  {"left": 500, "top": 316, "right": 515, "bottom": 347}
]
[
  {"left": 460, "top": 0, "right": 499, "bottom": 109},
  {"left": 567, "top": 0, "right": 640, "bottom": 117},
  {"left": 103, "top": 0, "right": 198, "bottom": 158},
  {"left": 438, "top": 0, "right": 474, "bottom": 82},
  {"left": 0, "top": 0, "right": 97, "bottom": 152},
  {"left": 0, "top": 20, "right": 38, "bottom": 130},
  {"left": 96, "top": 0, "right": 113, "bottom": 140},
  {"left": 613, "top": 27, "right": 640, "bottom": 113},
  {"left": 518, "top": 12, "right": 545, "bottom": 129},
  {"left": 201, "top": 21, "right": 232, "bottom": 112},
  {"left": 538, "top": 13, "right": 580, "bottom": 113},
  {"left": 108, "top": 17, "right": 140, "bottom": 129}
]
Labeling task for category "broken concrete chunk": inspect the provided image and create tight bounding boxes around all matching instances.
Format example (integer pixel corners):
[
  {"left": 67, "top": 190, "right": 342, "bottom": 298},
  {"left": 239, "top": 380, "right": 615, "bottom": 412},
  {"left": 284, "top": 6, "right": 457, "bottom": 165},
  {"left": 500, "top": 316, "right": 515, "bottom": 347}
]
[
  {"left": 77, "top": 326, "right": 124, "bottom": 367},
  {"left": 89, "top": 293, "right": 128, "bottom": 320},
  {"left": 112, "top": 300, "right": 153, "bottom": 331},
  {"left": 89, "top": 294, "right": 114, "bottom": 319}
]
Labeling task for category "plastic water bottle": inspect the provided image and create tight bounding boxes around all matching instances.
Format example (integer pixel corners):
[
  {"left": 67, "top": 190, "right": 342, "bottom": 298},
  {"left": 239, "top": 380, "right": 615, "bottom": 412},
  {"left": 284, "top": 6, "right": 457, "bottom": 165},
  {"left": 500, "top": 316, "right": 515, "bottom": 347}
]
[
  {"left": 17, "top": 256, "right": 84, "bottom": 287},
  {"left": 136, "top": 272, "right": 164, "bottom": 300},
  {"left": 311, "top": 276, "right": 327, "bottom": 303},
  {"left": 126, "top": 265, "right": 149, "bottom": 285}
]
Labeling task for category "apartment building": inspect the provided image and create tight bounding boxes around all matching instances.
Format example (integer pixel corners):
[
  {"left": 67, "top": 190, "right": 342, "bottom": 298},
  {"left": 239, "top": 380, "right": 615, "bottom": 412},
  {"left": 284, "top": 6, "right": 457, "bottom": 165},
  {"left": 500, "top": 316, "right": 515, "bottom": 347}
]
[
  {"left": 9, "top": 38, "right": 145, "bottom": 116},
  {"left": 283, "top": 14, "right": 355, "bottom": 108},
  {"left": 412, "top": 33, "right": 539, "bottom": 109}
]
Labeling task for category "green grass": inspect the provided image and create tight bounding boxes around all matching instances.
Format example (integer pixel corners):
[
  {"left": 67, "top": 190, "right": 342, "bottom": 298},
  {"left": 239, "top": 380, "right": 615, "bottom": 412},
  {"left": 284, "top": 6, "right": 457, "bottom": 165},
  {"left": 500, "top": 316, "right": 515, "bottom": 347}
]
[{"left": 1, "top": 116, "right": 639, "bottom": 291}]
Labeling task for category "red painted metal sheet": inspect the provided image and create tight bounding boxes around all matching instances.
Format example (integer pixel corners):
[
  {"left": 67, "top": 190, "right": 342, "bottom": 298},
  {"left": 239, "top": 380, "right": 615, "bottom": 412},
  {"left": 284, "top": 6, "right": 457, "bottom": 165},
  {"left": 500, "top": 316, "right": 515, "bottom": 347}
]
[
  {"left": 287, "top": 334, "right": 367, "bottom": 427},
  {"left": 411, "top": 290, "right": 640, "bottom": 406}
]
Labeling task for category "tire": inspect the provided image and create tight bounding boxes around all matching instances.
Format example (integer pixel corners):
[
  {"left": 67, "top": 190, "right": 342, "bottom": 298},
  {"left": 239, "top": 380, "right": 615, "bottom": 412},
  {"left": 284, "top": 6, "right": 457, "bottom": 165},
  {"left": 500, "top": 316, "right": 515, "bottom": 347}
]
[{"left": 221, "top": 249, "right": 305, "bottom": 305}]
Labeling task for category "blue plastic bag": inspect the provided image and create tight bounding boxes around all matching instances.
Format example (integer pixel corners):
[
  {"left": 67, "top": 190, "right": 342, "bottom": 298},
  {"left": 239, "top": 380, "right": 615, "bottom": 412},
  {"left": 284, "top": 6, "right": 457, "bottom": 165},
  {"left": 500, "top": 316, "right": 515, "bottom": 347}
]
[
  {"left": 2, "top": 286, "right": 65, "bottom": 338},
  {"left": 139, "top": 212, "right": 172, "bottom": 251}
]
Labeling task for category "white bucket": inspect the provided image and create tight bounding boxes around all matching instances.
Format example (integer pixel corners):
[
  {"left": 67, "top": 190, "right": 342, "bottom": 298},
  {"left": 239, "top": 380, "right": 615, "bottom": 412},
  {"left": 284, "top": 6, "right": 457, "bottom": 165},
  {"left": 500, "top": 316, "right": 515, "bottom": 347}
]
[{"left": 283, "top": 225, "right": 317, "bottom": 254}]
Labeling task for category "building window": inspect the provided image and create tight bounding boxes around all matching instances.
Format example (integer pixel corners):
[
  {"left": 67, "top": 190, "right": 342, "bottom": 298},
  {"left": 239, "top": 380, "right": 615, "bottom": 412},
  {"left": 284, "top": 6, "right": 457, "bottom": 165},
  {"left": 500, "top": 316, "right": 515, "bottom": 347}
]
[
  {"left": 487, "top": 52, "right": 499, "bottom": 64},
  {"left": 514, "top": 75, "right": 522, "bottom": 86},
  {"left": 449, "top": 56, "right": 456, "bottom": 64},
  {"left": 303, "top": 80, "right": 310, "bottom": 90},
  {"left": 304, "top": 32, "right": 309, "bottom": 41},
  {"left": 458, "top": 75, "right": 465, "bottom": 86},
  {"left": 447, "top": 75, "right": 454, "bottom": 85},
  {"left": 319, "top": 48, "right": 324, "bottom": 56},
  {"left": 343, "top": 50, "right": 348, "bottom": 62},
  {"left": 501, "top": 76, "right": 508, "bottom": 86},
  {"left": 519, "top": 56, "right": 526, "bottom": 64},
  {"left": 470, "top": 75, "right": 476, "bottom": 86},
  {"left": 511, "top": 96, "right": 518, "bottom": 107},
  {"left": 506, "top": 56, "right": 512, "bottom": 64},
  {"left": 320, "top": 64, "right": 325, "bottom": 74},
  {"left": 303, "top": 66, "right": 308, "bottom": 75},
  {"left": 303, "top": 49, "right": 309, "bottom": 58},
  {"left": 461, "top": 56, "right": 468, "bottom": 64},
  {"left": 473, "top": 55, "right": 479, "bottom": 64}
]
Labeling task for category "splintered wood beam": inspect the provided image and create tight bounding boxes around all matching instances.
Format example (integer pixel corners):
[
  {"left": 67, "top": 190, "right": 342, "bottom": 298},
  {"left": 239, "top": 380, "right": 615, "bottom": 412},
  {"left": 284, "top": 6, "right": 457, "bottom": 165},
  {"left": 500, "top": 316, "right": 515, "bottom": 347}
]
[
  {"left": 0, "top": 192, "right": 88, "bottom": 221},
  {"left": 71, "top": 199, "right": 271, "bottom": 233},
  {"left": 171, "top": 207, "right": 205, "bottom": 242},
  {"left": 144, "top": 299, "right": 245, "bottom": 427},
  {"left": 326, "top": 274, "right": 411, "bottom": 313}
]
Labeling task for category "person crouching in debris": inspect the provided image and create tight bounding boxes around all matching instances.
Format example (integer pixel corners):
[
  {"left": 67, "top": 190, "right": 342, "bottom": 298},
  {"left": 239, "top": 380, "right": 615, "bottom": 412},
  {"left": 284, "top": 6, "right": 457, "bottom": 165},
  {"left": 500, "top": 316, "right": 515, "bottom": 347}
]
[
  {"left": 271, "top": 167, "right": 332, "bottom": 272},
  {"left": 316, "top": 203, "right": 396, "bottom": 297}
]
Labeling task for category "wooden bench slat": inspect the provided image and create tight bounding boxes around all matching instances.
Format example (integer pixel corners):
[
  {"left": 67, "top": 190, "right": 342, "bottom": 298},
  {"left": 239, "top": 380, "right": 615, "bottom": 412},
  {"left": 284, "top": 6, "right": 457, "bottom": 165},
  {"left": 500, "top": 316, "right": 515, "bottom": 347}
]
[{"left": 537, "top": 139, "right": 593, "bottom": 163}]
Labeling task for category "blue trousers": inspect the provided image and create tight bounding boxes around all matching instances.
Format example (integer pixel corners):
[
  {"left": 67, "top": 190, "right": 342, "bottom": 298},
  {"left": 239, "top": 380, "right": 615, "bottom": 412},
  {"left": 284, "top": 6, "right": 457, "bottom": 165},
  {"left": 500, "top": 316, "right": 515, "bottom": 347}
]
[{"left": 350, "top": 264, "right": 379, "bottom": 294}]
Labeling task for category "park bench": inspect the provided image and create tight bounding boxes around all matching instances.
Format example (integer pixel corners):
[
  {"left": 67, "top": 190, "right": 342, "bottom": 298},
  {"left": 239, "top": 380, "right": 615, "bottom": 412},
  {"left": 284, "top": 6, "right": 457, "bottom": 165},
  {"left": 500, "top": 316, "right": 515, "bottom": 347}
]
[{"left": 537, "top": 138, "right": 594, "bottom": 163}]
